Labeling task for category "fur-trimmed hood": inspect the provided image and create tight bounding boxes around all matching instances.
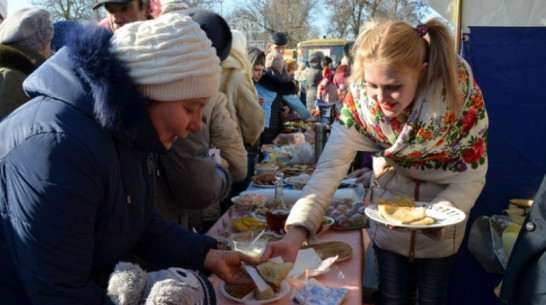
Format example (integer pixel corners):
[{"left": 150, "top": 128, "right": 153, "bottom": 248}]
[
  {"left": 0, "top": 44, "right": 45, "bottom": 75},
  {"left": 23, "top": 23, "right": 164, "bottom": 152}
]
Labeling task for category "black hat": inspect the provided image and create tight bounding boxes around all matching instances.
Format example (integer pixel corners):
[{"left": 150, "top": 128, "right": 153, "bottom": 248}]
[
  {"left": 270, "top": 31, "right": 288, "bottom": 45},
  {"left": 93, "top": 0, "right": 133, "bottom": 10},
  {"left": 177, "top": 8, "right": 232, "bottom": 61}
]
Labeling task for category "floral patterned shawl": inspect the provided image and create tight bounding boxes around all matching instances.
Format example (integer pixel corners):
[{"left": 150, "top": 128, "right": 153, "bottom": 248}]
[{"left": 339, "top": 59, "right": 488, "bottom": 175}]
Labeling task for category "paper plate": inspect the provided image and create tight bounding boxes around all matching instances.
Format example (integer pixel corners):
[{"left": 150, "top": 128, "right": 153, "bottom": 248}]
[
  {"left": 365, "top": 202, "right": 466, "bottom": 229},
  {"left": 220, "top": 280, "right": 290, "bottom": 304}
]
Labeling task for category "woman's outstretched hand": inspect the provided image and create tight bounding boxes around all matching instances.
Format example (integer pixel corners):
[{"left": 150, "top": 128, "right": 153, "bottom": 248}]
[{"left": 260, "top": 226, "right": 308, "bottom": 263}]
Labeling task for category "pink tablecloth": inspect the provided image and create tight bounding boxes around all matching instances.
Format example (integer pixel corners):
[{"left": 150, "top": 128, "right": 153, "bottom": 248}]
[{"left": 206, "top": 213, "right": 363, "bottom": 305}]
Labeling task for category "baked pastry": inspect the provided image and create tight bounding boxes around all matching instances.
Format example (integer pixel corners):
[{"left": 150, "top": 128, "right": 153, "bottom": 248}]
[{"left": 256, "top": 261, "right": 294, "bottom": 291}]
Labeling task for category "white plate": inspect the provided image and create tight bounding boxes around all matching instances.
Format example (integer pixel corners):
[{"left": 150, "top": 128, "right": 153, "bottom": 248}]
[
  {"left": 250, "top": 206, "right": 268, "bottom": 223},
  {"left": 283, "top": 180, "right": 305, "bottom": 190},
  {"left": 365, "top": 202, "right": 466, "bottom": 229},
  {"left": 231, "top": 194, "right": 267, "bottom": 206},
  {"left": 251, "top": 181, "right": 276, "bottom": 189},
  {"left": 220, "top": 280, "right": 290, "bottom": 304}
]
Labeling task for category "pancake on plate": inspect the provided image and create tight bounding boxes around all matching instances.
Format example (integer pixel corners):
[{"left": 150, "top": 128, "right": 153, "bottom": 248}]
[{"left": 376, "top": 196, "right": 435, "bottom": 225}]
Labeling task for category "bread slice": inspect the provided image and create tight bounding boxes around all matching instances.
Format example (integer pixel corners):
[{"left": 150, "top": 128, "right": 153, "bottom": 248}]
[
  {"left": 256, "top": 261, "right": 294, "bottom": 291},
  {"left": 378, "top": 204, "right": 426, "bottom": 224}
]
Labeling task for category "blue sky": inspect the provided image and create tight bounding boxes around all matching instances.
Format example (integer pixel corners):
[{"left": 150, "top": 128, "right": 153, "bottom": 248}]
[
  {"left": 7, "top": 0, "right": 442, "bottom": 36},
  {"left": 7, "top": 0, "right": 33, "bottom": 14}
]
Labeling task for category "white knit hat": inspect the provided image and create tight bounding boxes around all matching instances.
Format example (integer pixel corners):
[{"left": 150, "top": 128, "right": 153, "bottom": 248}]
[{"left": 110, "top": 13, "right": 221, "bottom": 102}]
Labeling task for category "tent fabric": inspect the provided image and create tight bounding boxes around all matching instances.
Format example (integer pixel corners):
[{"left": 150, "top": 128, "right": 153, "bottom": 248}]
[
  {"left": 448, "top": 26, "right": 546, "bottom": 305},
  {"left": 423, "top": 0, "right": 546, "bottom": 31}
]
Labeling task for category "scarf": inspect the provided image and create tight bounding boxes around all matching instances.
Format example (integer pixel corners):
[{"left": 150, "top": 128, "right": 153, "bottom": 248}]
[{"left": 339, "top": 59, "right": 488, "bottom": 174}]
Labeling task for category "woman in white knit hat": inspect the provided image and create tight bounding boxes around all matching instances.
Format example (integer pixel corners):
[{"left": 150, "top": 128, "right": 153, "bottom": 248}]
[
  {"left": 0, "top": 12, "right": 257, "bottom": 304},
  {"left": 0, "top": 7, "right": 53, "bottom": 117}
]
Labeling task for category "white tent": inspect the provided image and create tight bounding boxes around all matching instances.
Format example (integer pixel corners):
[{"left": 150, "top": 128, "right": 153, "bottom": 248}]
[{"left": 423, "top": 0, "right": 546, "bottom": 31}]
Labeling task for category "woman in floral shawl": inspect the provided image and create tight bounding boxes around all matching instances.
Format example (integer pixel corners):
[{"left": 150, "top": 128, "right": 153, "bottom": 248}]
[{"left": 263, "top": 18, "right": 488, "bottom": 305}]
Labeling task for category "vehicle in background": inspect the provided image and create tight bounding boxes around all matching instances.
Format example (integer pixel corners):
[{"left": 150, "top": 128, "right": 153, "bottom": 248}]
[
  {"left": 282, "top": 48, "right": 296, "bottom": 60},
  {"left": 296, "top": 38, "right": 348, "bottom": 66}
]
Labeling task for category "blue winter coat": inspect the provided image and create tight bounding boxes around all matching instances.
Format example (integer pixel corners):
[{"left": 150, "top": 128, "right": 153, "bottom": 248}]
[{"left": 0, "top": 25, "right": 217, "bottom": 304}]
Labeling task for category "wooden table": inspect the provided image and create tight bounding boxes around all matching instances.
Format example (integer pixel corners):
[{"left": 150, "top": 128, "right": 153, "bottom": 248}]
[{"left": 206, "top": 211, "right": 364, "bottom": 305}]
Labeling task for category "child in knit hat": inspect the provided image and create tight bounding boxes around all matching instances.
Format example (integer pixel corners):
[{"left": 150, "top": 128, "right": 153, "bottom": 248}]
[
  {"left": 0, "top": 12, "right": 259, "bottom": 305},
  {"left": 0, "top": 7, "right": 54, "bottom": 117}
]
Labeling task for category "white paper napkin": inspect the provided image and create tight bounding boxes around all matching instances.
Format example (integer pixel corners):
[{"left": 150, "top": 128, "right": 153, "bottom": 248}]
[
  {"left": 289, "top": 248, "right": 338, "bottom": 278},
  {"left": 242, "top": 256, "right": 285, "bottom": 294}
]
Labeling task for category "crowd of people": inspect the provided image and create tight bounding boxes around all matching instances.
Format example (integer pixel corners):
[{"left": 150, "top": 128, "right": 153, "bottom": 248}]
[{"left": 7, "top": 0, "right": 542, "bottom": 305}]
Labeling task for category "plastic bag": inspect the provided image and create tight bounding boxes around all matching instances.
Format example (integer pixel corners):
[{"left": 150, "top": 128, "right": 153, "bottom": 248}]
[{"left": 467, "top": 215, "right": 513, "bottom": 273}]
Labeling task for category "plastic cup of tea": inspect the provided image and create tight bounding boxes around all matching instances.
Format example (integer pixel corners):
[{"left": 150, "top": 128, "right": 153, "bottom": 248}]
[{"left": 230, "top": 231, "right": 268, "bottom": 259}]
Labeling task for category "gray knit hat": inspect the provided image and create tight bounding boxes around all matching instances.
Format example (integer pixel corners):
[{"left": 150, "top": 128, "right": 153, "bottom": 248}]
[
  {"left": 111, "top": 12, "right": 221, "bottom": 102},
  {"left": 0, "top": 7, "right": 54, "bottom": 51}
]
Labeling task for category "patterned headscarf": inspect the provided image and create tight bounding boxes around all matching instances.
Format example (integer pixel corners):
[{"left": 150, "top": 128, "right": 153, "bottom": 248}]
[{"left": 339, "top": 58, "right": 488, "bottom": 174}]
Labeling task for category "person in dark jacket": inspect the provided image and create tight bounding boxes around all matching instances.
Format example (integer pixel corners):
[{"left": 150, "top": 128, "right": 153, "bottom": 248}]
[
  {"left": 252, "top": 50, "right": 298, "bottom": 145},
  {"left": 305, "top": 52, "right": 324, "bottom": 111},
  {"left": 499, "top": 174, "right": 546, "bottom": 305},
  {"left": 0, "top": 7, "right": 53, "bottom": 117},
  {"left": 0, "top": 13, "right": 256, "bottom": 305}
]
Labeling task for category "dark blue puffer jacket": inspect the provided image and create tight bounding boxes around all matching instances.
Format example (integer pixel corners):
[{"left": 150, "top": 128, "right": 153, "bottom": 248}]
[{"left": 0, "top": 25, "right": 217, "bottom": 304}]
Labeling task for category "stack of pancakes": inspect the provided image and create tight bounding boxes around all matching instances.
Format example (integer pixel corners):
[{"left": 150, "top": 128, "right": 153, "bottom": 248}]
[{"left": 376, "top": 196, "right": 434, "bottom": 225}]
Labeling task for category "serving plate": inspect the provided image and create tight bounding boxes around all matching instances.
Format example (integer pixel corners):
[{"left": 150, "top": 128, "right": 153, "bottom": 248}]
[
  {"left": 365, "top": 202, "right": 466, "bottom": 229},
  {"left": 250, "top": 181, "right": 276, "bottom": 189}
]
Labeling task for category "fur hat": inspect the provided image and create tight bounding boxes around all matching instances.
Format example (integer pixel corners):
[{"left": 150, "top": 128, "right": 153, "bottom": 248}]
[
  {"left": 0, "top": 7, "right": 53, "bottom": 51},
  {"left": 51, "top": 20, "right": 79, "bottom": 53},
  {"left": 270, "top": 31, "right": 287, "bottom": 45},
  {"left": 265, "top": 52, "right": 284, "bottom": 71},
  {"left": 110, "top": 12, "right": 221, "bottom": 102}
]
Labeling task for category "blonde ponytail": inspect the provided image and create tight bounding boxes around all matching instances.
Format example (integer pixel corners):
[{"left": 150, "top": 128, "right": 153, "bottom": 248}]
[{"left": 423, "top": 18, "right": 461, "bottom": 110}]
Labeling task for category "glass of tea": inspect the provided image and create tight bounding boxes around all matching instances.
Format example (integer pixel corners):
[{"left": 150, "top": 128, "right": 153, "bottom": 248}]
[{"left": 266, "top": 208, "right": 290, "bottom": 234}]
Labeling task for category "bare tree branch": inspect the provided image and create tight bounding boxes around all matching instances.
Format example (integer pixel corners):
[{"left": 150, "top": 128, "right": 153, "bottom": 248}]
[
  {"left": 31, "top": 0, "right": 102, "bottom": 22},
  {"left": 323, "top": 0, "right": 429, "bottom": 40}
]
